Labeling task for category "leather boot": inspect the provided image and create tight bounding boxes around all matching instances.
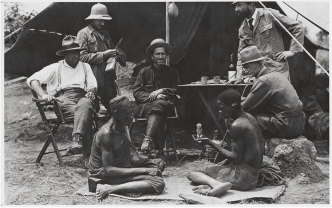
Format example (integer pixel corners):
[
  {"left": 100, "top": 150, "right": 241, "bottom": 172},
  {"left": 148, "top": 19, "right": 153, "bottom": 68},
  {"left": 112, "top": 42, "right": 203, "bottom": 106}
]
[
  {"left": 67, "top": 133, "right": 83, "bottom": 155},
  {"left": 141, "top": 114, "right": 163, "bottom": 153}
]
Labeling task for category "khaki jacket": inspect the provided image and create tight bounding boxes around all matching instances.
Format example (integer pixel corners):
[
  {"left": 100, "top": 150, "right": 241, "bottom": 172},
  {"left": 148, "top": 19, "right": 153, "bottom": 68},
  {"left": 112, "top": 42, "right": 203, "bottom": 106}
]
[
  {"left": 238, "top": 8, "right": 304, "bottom": 73},
  {"left": 77, "top": 25, "right": 126, "bottom": 76}
]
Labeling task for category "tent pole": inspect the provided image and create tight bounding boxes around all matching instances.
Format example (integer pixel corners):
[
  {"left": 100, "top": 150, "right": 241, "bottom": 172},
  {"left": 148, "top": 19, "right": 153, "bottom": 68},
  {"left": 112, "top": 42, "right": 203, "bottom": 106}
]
[{"left": 166, "top": 1, "right": 170, "bottom": 66}]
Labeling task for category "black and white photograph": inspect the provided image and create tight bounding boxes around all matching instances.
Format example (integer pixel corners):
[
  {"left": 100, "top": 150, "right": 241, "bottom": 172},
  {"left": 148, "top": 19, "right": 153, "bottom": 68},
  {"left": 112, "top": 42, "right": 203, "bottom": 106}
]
[{"left": 2, "top": 0, "right": 330, "bottom": 205}]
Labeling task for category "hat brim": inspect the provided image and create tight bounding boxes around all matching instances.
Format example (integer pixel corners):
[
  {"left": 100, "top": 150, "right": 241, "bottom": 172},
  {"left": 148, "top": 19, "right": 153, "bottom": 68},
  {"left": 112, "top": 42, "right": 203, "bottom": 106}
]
[
  {"left": 146, "top": 42, "right": 172, "bottom": 55},
  {"left": 241, "top": 56, "right": 266, "bottom": 65},
  {"left": 85, "top": 15, "right": 112, "bottom": 20},
  {"left": 56, "top": 47, "right": 86, "bottom": 56}
]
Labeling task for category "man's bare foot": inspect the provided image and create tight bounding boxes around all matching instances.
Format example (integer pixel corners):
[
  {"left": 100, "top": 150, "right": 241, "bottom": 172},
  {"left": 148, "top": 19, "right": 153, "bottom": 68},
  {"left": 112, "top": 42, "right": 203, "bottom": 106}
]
[
  {"left": 96, "top": 184, "right": 114, "bottom": 200},
  {"left": 192, "top": 185, "right": 212, "bottom": 195},
  {"left": 209, "top": 182, "right": 232, "bottom": 197}
]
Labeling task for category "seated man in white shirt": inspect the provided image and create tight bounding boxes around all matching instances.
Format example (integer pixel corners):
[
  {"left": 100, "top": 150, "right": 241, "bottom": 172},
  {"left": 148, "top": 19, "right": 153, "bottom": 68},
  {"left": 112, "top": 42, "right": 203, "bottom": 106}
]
[{"left": 27, "top": 35, "right": 98, "bottom": 159}]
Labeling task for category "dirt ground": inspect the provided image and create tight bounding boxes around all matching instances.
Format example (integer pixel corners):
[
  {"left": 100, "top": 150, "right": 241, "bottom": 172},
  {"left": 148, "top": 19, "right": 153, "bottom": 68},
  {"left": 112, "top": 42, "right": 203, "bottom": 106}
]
[{"left": 3, "top": 85, "right": 330, "bottom": 205}]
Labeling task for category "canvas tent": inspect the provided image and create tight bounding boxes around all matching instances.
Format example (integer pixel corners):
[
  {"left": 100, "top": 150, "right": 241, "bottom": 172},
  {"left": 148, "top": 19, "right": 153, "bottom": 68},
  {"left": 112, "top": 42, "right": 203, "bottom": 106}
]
[
  {"left": 5, "top": 2, "right": 322, "bottom": 79},
  {"left": 4, "top": 2, "right": 325, "bottom": 128}
]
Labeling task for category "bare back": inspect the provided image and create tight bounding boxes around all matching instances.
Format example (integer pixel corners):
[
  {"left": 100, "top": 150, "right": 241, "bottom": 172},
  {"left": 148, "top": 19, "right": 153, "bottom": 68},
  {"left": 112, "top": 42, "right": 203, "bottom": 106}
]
[{"left": 230, "top": 112, "right": 264, "bottom": 169}]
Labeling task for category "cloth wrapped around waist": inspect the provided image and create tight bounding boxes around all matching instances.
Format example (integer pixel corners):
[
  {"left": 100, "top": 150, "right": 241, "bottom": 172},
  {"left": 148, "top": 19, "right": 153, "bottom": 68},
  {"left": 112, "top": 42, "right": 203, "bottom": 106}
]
[
  {"left": 204, "top": 163, "right": 259, "bottom": 191},
  {"left": 204, "top": 160, "right": 285, "bottom": 191},
  {"left": 257, "top": 161, "right": 286, "bottom": 187}
]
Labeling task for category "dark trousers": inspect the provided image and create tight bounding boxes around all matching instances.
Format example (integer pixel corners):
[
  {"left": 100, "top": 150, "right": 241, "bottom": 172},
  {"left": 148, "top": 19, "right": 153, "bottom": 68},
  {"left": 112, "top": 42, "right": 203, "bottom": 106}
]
[
  {"left": 256, "top": 110, "right": 305, "bottom": 139},
  {"left": 94, "top": 68, "right": 117, "bottom": 112}
]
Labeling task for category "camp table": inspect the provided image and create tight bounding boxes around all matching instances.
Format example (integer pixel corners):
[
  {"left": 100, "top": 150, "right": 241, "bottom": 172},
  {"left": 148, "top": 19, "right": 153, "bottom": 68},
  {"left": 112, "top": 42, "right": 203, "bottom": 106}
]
[{"left": 177, "top": 83, "right": 252, "bottom": 135}]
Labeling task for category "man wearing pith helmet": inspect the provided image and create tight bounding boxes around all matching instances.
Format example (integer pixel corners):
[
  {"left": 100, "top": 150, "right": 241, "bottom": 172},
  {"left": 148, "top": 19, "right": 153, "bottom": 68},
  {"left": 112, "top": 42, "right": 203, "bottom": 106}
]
[
  {"left": 27, "top": 35, "right": 97, "bottom": 158},
  {"left": 77, "top": 3, "right": 127, "bottom": 114},
  {"left": 132, "top": 38, "right": 181, "bottom": 161}
]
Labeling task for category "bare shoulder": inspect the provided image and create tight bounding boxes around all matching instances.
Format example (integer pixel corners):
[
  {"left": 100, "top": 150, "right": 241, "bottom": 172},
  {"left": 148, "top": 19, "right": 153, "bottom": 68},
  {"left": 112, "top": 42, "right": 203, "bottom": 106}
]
[
  {"left": 95, "top": 123, "right": 113, "bottom": 144},
  {"left": 231, "top": 117, "right": 252, "bottom": 131}
]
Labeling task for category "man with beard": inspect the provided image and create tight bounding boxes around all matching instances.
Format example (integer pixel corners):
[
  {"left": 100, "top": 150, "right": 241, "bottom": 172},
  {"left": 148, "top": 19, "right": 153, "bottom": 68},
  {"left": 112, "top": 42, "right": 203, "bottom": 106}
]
[
  {"left": 133, "top": 38, "right": 181, "bottom": 160},
  {"left": 187, "top": 89, "right": 264, "bottom": 196},
  {"left": 27, "top": 35, "right": 97, "bottom": 157},
  {"left": 77, "top": 3, "right": 126, "bottom": 114},
  {"left": 233, "top": 1, "right": 304, "bottom": 79}
]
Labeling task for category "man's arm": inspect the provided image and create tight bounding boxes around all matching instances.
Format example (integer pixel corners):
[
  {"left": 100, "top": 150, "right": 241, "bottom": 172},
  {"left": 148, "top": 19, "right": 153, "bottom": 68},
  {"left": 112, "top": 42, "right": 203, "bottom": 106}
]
[
  {"left": 270, "top": 9, "right": 304, "bottom": 60},
  {"left": 27, "top": 63, "right": 57, "bottom": 101},
  {"left": 77, "top": 30, "right": 109, "bottom": 64},
  {"left": 205, "top": 124, "right": 244, "bottom": 163},
  {"left": 100, "top": 132, "right": 158, "bottom": 177},
  {"left": 30, "top": 80, "right": 55, "bottom": 101},
  {"left": 241, "top": 79, "right": 270, "bottom": 113},
  {"left": 133, "top": 69, "right": 150, "bottom": 103},
  {"left": 157, "top": 69, "right": 181, "bottom": 99}
]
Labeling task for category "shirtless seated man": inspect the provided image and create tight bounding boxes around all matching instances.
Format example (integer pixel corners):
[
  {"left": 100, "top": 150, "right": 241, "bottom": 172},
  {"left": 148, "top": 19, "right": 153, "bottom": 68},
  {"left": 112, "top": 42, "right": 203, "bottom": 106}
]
[
  {"left": 187, "top": 89, "right": 264, "bottom": 197},
  {"left": 88, "top": 96, "right": 165, "bottom": 200}
]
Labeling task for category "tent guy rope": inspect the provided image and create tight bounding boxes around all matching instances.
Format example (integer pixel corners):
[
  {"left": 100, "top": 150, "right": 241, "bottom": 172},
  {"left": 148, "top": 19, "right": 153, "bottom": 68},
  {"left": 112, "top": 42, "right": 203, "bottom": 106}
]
[{"left": 258, "top": 1, "right": 329, "bottom": 76}]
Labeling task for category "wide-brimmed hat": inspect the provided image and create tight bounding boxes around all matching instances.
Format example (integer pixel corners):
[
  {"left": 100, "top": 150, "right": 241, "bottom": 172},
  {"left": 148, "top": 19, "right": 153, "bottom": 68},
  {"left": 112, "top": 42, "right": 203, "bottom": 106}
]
[
  {"left": 146, "top": 38, "right": 172, "bottom": 55},
  {"left": 56, "top": 35, "right": 86, "bottom": 56},
  {"left": 239, "top": 46, "right": 266, "bottom": 65},
  {"left": 85, "top": 3, "right": 112, "bottom": 21}
]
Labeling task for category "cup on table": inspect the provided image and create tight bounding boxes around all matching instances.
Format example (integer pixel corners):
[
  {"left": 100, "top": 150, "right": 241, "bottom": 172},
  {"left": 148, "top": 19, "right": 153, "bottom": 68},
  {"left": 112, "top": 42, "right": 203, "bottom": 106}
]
[
  {"left": 213, "top": 76, "right": 221, "bottom": 84},
  {"left": 201, "top": 76, "right": 208, "bottom": 85}
]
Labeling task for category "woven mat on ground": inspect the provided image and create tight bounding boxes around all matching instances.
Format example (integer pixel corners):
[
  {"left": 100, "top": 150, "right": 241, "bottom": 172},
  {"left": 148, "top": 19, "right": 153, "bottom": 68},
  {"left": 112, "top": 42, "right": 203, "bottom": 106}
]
[{"left": 75, "top": 176, "right": 286, "bottom": 204}]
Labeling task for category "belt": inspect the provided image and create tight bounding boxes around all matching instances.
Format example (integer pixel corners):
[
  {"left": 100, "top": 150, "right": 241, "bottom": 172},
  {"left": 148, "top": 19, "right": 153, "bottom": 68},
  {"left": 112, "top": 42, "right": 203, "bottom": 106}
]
[
  {"left": 54, "top": 87, "right": 86, "bottom": 97},
  {"left": 275, "top": 106, "right": 304, "bottom": 118}
]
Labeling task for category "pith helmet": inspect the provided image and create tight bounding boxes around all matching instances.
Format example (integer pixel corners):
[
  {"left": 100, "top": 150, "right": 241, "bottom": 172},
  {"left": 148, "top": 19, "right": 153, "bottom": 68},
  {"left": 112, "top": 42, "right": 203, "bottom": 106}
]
[
  {"left": 238, "top": 46, "right": 265, "bottom": 65},
  {"left": 56, "top": 35, "right": 86, "bottom": 56},
  {"left": 85, "top": 3, "right": 112, "bottom": 21},
  {"left": 146, "top": 38, "right": 172, "bottom": 55}
]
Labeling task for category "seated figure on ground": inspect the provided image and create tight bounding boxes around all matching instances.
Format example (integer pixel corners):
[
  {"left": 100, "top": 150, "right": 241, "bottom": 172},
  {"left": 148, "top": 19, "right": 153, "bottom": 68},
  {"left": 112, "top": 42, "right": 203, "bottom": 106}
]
[
  {"left": 88, "top": 96, "right": 165, "bottom": 200},
  {"left": 132, "top": 38, "right": 181, "bottom": 160},
  {"left": 27, "top": 35, "right": 97, "bottom": 159},
  {"left": 240, "top": 46, "right": 305, "bottom": 139},
  {"left": 187, "top": 89, "right": 264, "bottom": 197}
]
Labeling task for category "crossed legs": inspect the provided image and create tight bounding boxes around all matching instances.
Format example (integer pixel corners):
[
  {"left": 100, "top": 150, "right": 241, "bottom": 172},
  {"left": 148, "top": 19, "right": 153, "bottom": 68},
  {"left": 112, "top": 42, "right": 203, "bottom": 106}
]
[{"left": 187, "top": 171, "right": 232, "bottom": 197}]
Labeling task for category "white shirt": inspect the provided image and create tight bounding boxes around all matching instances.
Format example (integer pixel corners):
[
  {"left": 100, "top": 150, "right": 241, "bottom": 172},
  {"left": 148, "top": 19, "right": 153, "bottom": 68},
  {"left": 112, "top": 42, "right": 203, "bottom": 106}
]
[
  {"left": 27, "top": 60, "right": 97, "bottom": 96},
  {"left": 246, "top": 8, "right": 258, "bottom": 27}
]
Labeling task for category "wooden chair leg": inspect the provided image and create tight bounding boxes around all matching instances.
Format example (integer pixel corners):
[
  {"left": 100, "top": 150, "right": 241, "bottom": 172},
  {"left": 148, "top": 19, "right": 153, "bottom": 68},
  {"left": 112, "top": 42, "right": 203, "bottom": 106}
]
[
  {"left": 49, "top": 134, "right": 65, "bottom": 167},
  {"left": 164, "top": 123, "right": 179, "bottom": 162},
  {"left": 164, "top": 124, "right": 170, "bottom": 157},
  {"left": 168, "top": 127, "right": 179, "bottom": 162},
  {"left": 36, "top": 124, "right": 64, "bottom": 166},
  {"left": 36, "top": 136, "right": 51, "bottom": 164}
]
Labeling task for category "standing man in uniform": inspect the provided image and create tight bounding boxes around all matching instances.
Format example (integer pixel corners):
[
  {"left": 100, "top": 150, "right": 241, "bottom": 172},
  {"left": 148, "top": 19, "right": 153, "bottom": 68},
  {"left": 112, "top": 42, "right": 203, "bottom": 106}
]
[
  {"left": 233, "top": 1, "right": 304, "bottom": 79},
  {"left": 77, "top": 3, "right": 126, "bottom": 114}
]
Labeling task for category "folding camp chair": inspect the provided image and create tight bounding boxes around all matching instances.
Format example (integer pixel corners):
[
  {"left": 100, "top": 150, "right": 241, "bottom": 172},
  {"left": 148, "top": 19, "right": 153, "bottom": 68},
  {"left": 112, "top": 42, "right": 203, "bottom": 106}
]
[
  {"left": 115, "top": 77, "right": 180, "bottom": 161},
  {"left": 31, "top": 89, "right": 99, "bottom": 166}
]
